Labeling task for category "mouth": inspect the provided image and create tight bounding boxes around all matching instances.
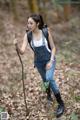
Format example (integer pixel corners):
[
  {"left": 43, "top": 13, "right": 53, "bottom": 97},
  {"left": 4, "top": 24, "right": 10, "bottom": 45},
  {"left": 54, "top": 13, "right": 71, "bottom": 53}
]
[
  {"left": 28, "top": 26, "right": 31, "bottom": 29},
  {"left": 30, "top": 28, "right": 32, "bottom": 31}
]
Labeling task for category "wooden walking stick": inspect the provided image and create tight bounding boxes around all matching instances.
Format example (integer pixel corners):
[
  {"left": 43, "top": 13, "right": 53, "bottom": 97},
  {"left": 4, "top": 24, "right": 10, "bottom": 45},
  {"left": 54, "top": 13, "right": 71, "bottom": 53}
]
[{"left": 15, "top": 43, "right": 29, "bottom": 116}]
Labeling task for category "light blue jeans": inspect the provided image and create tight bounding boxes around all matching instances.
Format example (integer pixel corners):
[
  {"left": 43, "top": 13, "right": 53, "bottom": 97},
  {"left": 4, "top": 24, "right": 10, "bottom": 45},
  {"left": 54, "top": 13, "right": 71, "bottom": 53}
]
[{"left": 36, "top": 60, "right": 60, "bottom": 95}]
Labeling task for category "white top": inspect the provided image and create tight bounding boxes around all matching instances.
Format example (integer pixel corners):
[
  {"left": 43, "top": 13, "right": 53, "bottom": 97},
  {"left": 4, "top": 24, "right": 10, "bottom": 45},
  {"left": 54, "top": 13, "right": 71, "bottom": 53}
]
[{"left": 31, "top": 37, "right": 51, "bottom": 53}]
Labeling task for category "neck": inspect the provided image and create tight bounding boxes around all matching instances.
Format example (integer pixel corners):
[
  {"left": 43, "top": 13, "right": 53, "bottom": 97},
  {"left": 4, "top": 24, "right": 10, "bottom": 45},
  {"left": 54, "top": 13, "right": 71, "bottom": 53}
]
[{"left": 33, "top": 28, "right": 41, "bottom": 34}]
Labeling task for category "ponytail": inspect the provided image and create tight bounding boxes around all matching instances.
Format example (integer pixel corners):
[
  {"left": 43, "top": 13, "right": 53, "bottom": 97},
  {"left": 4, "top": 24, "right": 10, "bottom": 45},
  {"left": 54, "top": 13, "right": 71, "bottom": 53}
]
[{"left": 38, "top": 15, "right": 44, "bottom": 29}]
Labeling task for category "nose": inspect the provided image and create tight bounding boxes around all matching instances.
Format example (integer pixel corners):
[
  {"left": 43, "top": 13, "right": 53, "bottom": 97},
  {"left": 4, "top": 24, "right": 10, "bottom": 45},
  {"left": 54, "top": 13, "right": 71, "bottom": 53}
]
[{"left": 27, "top": 24, "right": 31, "bottom": 30}]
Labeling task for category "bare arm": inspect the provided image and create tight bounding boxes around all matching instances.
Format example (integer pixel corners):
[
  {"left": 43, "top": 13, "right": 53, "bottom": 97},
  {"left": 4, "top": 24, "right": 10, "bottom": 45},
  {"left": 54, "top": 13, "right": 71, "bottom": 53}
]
[
  {"left": 15, "top": 33, "right": 28, "bottom": 55},
  {"left": 48, "top": 28, "right": 56, "bottom": 61}
]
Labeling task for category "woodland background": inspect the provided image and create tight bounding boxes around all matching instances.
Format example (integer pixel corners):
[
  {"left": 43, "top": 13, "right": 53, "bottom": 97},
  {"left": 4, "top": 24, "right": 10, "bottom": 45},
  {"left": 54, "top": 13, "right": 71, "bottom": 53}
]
[{"left": 0, "top": 0, "right": 80, "bottom": 120}]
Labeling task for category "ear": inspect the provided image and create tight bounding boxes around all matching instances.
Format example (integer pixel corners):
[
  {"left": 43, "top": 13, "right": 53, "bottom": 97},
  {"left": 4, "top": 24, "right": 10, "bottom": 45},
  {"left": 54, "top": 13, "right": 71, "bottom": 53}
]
[{"left": 37, "top": 22, "right": 39, "bottom": 27}]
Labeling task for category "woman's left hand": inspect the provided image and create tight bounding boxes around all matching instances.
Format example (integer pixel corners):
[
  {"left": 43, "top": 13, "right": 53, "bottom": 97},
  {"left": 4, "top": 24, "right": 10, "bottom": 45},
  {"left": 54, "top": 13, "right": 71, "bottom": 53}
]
[{"left": 46, "top": 60, "right": 53, "bottom": 70}]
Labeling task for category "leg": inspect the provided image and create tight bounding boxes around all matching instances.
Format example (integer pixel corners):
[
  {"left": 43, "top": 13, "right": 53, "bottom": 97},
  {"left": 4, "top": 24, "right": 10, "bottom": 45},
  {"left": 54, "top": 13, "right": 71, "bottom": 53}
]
[
  {"left": 36, "top": 65, "right": 46, "bottom": 82},
  {"left": 35, "top": 63, "right": 52, "bottom": 100},
  {"left": 46, "top": 61, "right": 59, "bottom": 94},
  {"left": 55, "top": 93, "right": 64, "bottom": 117},
  {"left": 46, "top": 61, "right": 64, "bottom": 117}
]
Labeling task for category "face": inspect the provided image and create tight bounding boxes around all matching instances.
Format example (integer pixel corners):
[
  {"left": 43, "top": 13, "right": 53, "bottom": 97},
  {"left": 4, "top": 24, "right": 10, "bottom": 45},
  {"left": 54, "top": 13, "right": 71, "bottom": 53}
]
[{"left": 27, "top": 17, "right": 38, "bottom": 31}]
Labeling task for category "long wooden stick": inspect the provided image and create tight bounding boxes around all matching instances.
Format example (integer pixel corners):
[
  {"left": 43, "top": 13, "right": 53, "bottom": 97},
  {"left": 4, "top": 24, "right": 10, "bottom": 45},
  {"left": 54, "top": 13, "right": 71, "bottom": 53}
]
[{"left": 15, "top": 44, "right": 29, "bottom": 116}]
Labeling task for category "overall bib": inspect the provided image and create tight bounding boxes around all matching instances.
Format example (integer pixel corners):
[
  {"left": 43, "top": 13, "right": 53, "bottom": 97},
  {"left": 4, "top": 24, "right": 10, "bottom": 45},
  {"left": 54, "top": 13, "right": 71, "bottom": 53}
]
[{"left": 32, "top": 33, "right": 59, "bottom": 95}]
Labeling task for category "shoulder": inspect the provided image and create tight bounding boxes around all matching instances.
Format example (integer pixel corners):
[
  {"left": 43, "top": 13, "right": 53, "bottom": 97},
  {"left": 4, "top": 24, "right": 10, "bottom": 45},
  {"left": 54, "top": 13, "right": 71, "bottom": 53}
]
[
  {"left": 42, "top": 26, "right": 48, "bottom": 34},
  {"left": 26, "top": 31, "right": 32, "bottom": 43},
  {"left": 47, "top": 27, "right": 51, "bottom": 33},
  {"left": 23, "top": 31, "right": 31, "bottom": 41},
  {"left": 42, "top": 26, "right": 50, "bottom": 34}
]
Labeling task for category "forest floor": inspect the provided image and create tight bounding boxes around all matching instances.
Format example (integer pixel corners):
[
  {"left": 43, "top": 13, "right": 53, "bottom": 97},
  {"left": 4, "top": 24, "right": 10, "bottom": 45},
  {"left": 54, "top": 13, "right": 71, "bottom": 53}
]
[{"left": 0, "top": 9, "right": 80, "bottom": 120}]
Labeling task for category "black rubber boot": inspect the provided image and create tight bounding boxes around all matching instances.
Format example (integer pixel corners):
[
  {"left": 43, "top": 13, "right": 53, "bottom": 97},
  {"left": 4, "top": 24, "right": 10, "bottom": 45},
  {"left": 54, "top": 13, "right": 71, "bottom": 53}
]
[
  {"left": 55, "top": 93, "right": 64, "bottom": 118},
  {"left": 46, "top": 84, "right": 53, "bottom": 101}
]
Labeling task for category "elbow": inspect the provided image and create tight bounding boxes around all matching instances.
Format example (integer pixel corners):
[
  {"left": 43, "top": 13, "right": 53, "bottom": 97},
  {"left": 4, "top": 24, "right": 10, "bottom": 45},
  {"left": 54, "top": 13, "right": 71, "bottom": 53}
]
[
  {"left": 19, "top": 48, "right": 25, "bottom": 55},
  {"left": 20, "top": 52, "right": 24, "bottom": 55},
  {"left": 20, "top": 50, "right": 25, "bottom": 55},
  {"left": 54, "top": 47, "right": 56, "bottom": 52},
  {"left": 52, "top": 47, "right": 56, "bottom": 54},
  {"left": 52, "top": 46, "right": 56, "bottom": 51}
]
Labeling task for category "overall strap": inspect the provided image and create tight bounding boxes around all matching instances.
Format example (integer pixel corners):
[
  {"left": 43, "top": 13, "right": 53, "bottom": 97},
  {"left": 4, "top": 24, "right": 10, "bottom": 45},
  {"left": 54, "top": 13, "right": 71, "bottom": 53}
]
[
  {"left": 27, "top": 27, "right": 51, "bottom": 51},
  {"left": 42, "top": 32, "right": 46, "bottom": 45}
]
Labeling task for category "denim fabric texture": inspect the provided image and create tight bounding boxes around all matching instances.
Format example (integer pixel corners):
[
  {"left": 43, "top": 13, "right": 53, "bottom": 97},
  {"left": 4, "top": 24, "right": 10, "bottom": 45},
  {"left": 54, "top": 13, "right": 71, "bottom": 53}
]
[{"left": 32, "top": 32, "right": 59, "bottom": 94}]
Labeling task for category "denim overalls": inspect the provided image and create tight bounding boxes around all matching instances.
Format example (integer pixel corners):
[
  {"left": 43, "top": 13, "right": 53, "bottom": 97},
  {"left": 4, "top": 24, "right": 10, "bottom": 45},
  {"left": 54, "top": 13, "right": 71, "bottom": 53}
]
[{"left": 32, "top": 32, "right": 59, "bottom": 94}]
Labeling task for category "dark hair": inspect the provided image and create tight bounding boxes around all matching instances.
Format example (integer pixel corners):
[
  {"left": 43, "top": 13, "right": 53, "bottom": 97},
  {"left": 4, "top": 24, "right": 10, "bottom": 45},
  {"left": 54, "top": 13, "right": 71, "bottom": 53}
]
[{"left": 29, "top": 14, "right": 44, "bottom": 29}]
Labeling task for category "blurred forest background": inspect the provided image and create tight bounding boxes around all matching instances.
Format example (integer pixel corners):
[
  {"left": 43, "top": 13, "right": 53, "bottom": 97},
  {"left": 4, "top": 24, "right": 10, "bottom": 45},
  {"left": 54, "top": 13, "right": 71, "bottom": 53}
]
[{"left": 0, "top": 0, "right": 80, "bottom": 120}]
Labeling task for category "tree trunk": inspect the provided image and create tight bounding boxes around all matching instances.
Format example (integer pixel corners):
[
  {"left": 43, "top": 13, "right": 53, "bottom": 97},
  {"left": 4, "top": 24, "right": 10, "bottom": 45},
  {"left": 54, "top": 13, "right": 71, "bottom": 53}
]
[
  {"left": 63, "top": 3, "right": 71, "bottom": 21},
  {"left": 10, "top": 0, "right": 18, "bottom": 20},
  {"left": 28, "top": 0, "right": 39, "bottom": 13}
]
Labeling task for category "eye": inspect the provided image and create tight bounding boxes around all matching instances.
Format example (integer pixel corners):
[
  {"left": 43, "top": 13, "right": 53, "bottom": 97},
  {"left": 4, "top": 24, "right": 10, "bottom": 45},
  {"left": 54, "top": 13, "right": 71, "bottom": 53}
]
[
  {"left": 30, "top": 22, "right": 33, "bottom": 25},
  {"left": 28, "top": 22, "right": 33, "bottom": 25}
]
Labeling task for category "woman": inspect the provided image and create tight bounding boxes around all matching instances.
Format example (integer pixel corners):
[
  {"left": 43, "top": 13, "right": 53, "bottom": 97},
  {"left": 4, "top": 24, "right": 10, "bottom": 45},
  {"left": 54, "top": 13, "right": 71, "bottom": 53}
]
[{"left": 14, "top": 14, "right": 64, "bottom": 118}]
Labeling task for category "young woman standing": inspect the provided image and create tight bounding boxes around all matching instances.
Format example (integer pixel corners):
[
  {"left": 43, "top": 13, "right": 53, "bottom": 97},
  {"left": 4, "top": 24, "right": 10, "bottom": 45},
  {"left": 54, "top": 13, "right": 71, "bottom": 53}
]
[{"left": 14, "top": 14, "right": 64, "bottom": 118}]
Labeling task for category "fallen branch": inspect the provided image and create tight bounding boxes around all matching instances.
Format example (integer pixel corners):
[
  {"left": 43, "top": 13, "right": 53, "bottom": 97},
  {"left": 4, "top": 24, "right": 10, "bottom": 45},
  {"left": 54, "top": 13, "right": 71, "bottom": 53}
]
[{"left": 15, "top": 44, "right": 29, "bottom": 116}]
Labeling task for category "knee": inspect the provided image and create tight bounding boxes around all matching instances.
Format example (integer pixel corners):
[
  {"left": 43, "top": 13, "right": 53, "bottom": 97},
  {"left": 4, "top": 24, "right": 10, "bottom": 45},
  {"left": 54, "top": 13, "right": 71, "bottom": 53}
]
[{"left": 46, "top": 75, "right": 53, "bottom": 81}]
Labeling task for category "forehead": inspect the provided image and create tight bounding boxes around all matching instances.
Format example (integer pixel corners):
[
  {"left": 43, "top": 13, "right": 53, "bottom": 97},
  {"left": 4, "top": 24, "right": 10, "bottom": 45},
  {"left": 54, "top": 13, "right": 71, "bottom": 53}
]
[{"left": 28, "top": 17, "right": 35, "bottom": 23}]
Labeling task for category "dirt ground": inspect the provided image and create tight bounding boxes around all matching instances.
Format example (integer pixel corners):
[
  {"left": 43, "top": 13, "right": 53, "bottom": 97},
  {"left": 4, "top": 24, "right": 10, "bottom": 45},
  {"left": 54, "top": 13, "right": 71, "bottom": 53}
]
[{"left": 0, "top": 9, "right": 80, "bottom": 120}]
